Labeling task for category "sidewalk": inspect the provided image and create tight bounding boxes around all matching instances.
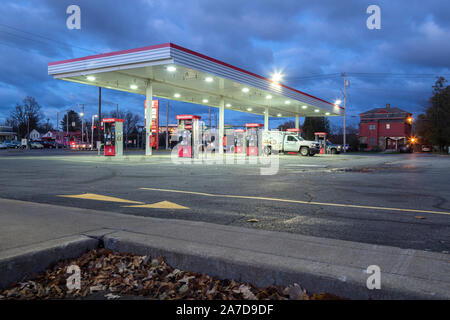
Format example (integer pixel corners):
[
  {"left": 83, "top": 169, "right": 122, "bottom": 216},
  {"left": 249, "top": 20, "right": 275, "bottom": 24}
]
[{"left": 0, "top": 198, "right": 448, "bottom": 299}]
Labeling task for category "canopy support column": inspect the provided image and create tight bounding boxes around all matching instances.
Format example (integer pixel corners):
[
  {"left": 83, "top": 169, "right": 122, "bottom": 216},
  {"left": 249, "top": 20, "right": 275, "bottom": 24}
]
[
  {"left": 295, "top": 115, "right": 299, "bottom": 129},
  {"left": 264, "top": 107, "right": 269, "bottom": 131},
  {"left": 145, "top": 80, "right": 153, "bottom": 156},
  {"left": 219, "top": 96, "right": 224, "bottom": 154}
]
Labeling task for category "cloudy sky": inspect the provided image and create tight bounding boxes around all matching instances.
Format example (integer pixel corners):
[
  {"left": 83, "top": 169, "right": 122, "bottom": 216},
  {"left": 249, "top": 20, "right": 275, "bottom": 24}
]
[{"left": 0, "top": 0, "right": 449, "bottom": 130}]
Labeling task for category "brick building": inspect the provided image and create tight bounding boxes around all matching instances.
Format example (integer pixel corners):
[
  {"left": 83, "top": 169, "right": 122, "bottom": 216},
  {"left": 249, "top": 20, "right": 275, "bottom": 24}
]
[{"left": 359, "top": 104, "right": 413, "bottom": 151}]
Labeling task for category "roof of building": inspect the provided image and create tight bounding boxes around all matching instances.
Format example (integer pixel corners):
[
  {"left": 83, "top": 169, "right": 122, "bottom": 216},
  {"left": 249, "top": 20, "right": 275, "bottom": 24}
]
[
  {"left": 48, "top": 43, "right": 344, "bottom": 118},
  {"left": 360, "top": 105, "right": 411, "bottom": 119}
]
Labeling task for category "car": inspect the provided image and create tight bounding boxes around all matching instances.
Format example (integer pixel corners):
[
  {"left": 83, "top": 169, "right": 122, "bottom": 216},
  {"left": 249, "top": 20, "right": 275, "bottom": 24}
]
[
  {"left": 262, "top": 131, "right": 320, "bottom": 156},
  {"left": 421, "top": 145, "right": 432, "bottom": 152},
  {"left": 29, "top": 142, "right": 44, "bottom": 149},
  {"left": 5, "top": 140, "right": 21, "bottom": 149},
  {"left": 40, "top": 140, "right": 57, "bottom": 148},
  {"left": 326, "top": 141, "right": 342, "bottom": 154},
  {"left": 399, "top": 144, "right": 413, "bottom": 153},
  {"left": 0, "top": 142, "right": 8, "bottom": 149},
  {"left": 70, "top": 142, "right": 92, "bottom": 150}
]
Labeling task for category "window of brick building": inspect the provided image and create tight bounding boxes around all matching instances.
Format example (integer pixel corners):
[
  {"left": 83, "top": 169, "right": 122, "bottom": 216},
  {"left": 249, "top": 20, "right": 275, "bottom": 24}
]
[{"left": 369, "top": 124, "right": 376, "bottom": 130}]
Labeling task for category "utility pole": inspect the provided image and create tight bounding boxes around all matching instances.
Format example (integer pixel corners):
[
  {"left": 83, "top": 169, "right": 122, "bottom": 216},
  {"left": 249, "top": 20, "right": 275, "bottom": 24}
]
[
  {"left": 26, "top": 112, "right": 30, "bottom": 149},
  {"left": 166, "top": 100, "right": 169, "bottom": 149},
  {"left": 342, "top": 72, "right": 348, "bottom": 152},
  {"left": 81, "top": 104, "right": 84, "bottom": 143},
  {"left": 98, "top": 87, "right": 102, "bottom": 146},
  {"left": 116, "top": 103, "right": 119, "bottom": 115},
  {"left": 56, "top": 112, "right": 59, "bottom": 149},
  {"left": 209, "top": 106, "right": 211, "bottom": 129}
]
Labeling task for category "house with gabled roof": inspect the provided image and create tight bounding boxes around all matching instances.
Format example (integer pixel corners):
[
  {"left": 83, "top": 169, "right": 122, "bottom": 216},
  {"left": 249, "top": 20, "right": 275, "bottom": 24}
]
[{"left": 359, "top": 104, "right": 413, "bottom": 151}]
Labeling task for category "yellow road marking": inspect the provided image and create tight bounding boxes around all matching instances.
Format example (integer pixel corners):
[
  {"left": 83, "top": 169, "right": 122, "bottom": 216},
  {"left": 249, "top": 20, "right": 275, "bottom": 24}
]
[
  {"left": 123, "top": 201, "right": 188, "bottom": 210},
  {"left": 140, "top": 187, "right": 450, "bottom": 216},
  {"left": 59, "top": 193, "right": 144, "bottom": 204}
]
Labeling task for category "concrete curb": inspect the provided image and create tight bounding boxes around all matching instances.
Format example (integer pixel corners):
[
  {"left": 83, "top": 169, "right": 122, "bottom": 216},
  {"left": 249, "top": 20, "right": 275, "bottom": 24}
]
[
  {"left": 0, "top": 197, "right": 448, "bottom": 299},
  {"left": 104, "top": 230, "right": 450, "bottom": 300},
  {"left": 0, "top": 235, "right": 98, "bottom": 289}
]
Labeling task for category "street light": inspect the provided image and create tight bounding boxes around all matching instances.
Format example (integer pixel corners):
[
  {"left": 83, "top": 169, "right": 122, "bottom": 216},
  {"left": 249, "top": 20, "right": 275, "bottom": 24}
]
[
  {"left": 91, "top": 114, "right": 98, "bottom": 150},
  {"left": 80, "top": 112, "right": 84, "bottom": 143},
  {"left": 271, "top": 72, "right": 283, "bottom": 82}
]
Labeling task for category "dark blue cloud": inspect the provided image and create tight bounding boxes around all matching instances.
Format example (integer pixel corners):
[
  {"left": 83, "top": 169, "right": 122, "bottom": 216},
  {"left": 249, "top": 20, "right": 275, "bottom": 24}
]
[{"left": 0, "top": 0, "right": 449, "bottom": 130}]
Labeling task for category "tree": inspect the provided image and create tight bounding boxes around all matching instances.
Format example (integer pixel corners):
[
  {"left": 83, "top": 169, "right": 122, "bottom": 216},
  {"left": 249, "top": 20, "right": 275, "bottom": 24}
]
[
  {"left": 108, "top": 110, "right": 141, "bottom": 148},
  {"left": 38, "top": 118, "right": 54, "bottom": 133},
  {"left": 416, "top": 77, "right": 450, "bottom": 152},
  {"left": 329, "top": 124, "right": 359, "bottom": 150},
  {"left": 277, "top": 120, "right": 295, "bottom": 131},
  {"left": 7, "top": 96, "right": 43, "bottom": 139},
  {"left": 60, "top": 110, "right": 82, "bottom": 132},
  {"left": 301, "top": 117, "right": 330, "bottom": 140}
]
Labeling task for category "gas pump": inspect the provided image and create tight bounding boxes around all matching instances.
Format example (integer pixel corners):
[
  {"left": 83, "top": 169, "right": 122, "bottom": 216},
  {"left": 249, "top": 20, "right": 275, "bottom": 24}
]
[
  {"left": 176, "top": 115, "right": 201, "bottom": 158},
  {"left": 314, "top": 132, "right": 327, "bottom": 154},
  {"left": 224, "top": 125, "right": 234, "bottom": 153},
  {"left": 234, "top": 129, "right": 246, "bottom": 154},
  {"left": 245, "top": 123, "right": 263, "bottom": 156},
  {"left": 103, "top": 118, "right": 124, "bottom": 156}
]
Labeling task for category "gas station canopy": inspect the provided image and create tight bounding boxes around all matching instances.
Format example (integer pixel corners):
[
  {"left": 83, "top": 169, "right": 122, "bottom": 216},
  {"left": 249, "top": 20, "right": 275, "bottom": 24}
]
[{"left": 48, "top": 43, "right": 343, "bottom": 118}]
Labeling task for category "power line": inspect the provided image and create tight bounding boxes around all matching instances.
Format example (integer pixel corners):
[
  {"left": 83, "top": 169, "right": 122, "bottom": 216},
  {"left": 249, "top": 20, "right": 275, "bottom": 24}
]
[
  {"left": 286, "top": 73, "right": 341, "bottom": 80},
  {"left": 0, "top": 30, "right": 56, "bottom": 48},
  {"left": 346, "top": 72, "right": 450, "bottom": 78},
  {"left": 286, "top": 72, "right": 449, "bottom": 81},
  {"left": 0, "top": 23, "right": 98, "bottom": 54},
  {"left": 347, "top": 87, "right": 431, "bottom": 92}
]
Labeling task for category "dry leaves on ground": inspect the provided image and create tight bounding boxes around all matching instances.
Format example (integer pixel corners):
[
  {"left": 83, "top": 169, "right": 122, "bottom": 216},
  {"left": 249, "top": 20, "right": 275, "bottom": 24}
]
[{"left": 0, "top": 249, "right": 343, "bottom": 300}]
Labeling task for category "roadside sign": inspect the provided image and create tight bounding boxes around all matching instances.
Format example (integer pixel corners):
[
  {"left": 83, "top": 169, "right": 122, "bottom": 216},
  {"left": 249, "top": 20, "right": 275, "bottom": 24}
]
[{"left": 144, "top": 99, "right": 160, "bottom": 149}]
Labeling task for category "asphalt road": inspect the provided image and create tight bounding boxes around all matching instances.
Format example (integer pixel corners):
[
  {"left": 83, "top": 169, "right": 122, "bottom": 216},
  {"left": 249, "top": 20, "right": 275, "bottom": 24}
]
[{"left": 0, "top": 148, "right": 449, "bottom": 253}]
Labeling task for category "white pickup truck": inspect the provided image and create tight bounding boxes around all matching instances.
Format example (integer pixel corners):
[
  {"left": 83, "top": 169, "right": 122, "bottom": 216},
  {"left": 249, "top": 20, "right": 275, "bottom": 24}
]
[{"left": 262, "top": 131, "right": 321, "bottom": 156}]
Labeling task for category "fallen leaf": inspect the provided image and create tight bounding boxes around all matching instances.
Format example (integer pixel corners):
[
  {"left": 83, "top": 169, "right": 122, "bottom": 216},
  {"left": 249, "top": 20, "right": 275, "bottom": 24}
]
[
  {"left": 105, "top": 293, "right": 121, "bottom": 300},
  {"left": 89, "top": 285, "right": 104, "bottom": 293},
  {"left": 247, "top": 219, "right": 259, "bottom": 223},
  {"left": 179, "top": 284, "right": 189, "bottom": 295},
  {"left": 235, "top": 285, "right": 257, "bottom": 300},
  {"left": 283, "top": 283, "right": 306, "bottom": 300}
]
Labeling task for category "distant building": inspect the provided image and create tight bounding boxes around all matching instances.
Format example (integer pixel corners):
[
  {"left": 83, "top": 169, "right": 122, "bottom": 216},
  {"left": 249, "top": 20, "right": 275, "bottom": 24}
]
[
  {"left": 41, "top": 131, "right": 58, "bottom": 139},
  {"left": 359, "top": 104, "right": 413, "bottom": 151},
  {"left": 158, "top": 124, "right": 178, "bottom": 134},
  {"left": 42, "top": 130, "right": 82, "bottom": 146},
  {"left": 0, "top": 125, "right": 17, "bottom": 142},
  {"left": 29, "top": 129, "right": 41, "bottom": 141}
]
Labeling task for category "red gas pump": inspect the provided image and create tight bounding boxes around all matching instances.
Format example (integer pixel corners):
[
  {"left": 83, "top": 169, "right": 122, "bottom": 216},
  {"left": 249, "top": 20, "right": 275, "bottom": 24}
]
[
  {"left": 176, "top": 115, "right": 201, "bottom": 158},
  {"left": 103, "top": 118, "right": 124, "bottom": 156},
  {"left": 314, "top": 132, "right": 327, "bottom": 154},
  {"left": 234, "top": 129, "right": 246, "bottom": 154},
  {"left": 245, "top": 123, "right": 263, "bottom": 156}
]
